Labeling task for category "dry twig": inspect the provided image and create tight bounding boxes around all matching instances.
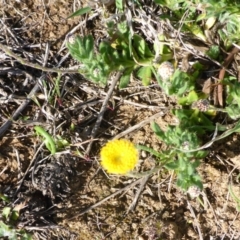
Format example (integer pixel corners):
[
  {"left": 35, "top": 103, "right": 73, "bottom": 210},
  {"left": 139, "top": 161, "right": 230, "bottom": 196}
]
[
  {"left": 68, "top": 177, "right": 143, "bottom": 220},
  {"left": 127, "top": 175, "right": 150, "bottom": 213},
  {"left": 85, "top": 72, "right": 123, "bottom": 154},
  {"left": 0, "top": 42, "right": 79, "bottom": 73},
  {"left": 113, "top": 111, "right": 167, "bottom": 139}
]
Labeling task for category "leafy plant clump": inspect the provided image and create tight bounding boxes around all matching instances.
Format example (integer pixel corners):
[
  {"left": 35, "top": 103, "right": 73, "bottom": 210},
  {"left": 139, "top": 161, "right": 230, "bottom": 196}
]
[
  {"left": 154, "top": 0, "right": 240, "bottom": 46},
  {"left": 66, "top": 21, "right": 163, "bottom": 88}
]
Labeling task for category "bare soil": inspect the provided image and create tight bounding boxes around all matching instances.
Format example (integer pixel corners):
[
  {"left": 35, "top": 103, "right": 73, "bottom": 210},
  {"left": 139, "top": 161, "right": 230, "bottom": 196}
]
[{"left": 1, "top": 1, "right": 240, "bottom": 240}]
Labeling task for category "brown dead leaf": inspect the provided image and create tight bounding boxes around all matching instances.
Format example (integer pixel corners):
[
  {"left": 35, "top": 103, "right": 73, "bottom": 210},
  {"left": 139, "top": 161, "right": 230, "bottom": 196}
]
[
  {"left": 13, "top": 201, "right": 27, "bottom": 213},
  {"left": 202, "top": 78, "right": 212, "bottom": 95}
]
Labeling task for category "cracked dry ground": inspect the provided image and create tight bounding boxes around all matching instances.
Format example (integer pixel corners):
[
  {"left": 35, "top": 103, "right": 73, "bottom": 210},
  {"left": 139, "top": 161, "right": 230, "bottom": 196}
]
[{"left": 1, "top": 1, "right": 240, "bottom": 240}]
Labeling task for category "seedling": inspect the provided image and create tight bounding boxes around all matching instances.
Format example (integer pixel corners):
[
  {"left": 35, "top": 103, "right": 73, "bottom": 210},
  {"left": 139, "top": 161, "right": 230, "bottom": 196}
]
[
  {"left": 34, "top": 126, "right": 56, "bottom": 154},
  {"left": 34, "top": 126, "right": 70, "bottom": 154}
]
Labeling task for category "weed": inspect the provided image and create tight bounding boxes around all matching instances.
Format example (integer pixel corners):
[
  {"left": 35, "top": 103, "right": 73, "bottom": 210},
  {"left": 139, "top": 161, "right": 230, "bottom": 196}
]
[
  {"left": 34, "top": 126, "right": 70, "bottom": 154},
  {"left": 0, "top": 195, "right": 32, "bottom": 240},
  {"left": 136, "top": 62, "right": 240, "bottom": 192},
  {"left": 155, "top": 0, "right": 240, "bottom": 45},
  {"left": 66, "top": 20, "right": 173, "bottom": 88}
]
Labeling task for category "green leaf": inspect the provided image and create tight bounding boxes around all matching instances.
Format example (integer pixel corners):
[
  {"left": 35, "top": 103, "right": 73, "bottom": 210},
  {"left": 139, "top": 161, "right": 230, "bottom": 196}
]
[
  {"left": 119, "top": 71, "right": 131, "bottom": 89},
  {"left": 137, "top": 66, "right": 152, "bottom": 86},
  {"left": 178, "top": 91, "right": 199, "bottom": 105},
  {"left": 55, "top": 136, "right": 70, "bottom": 149},
  {"left": 2, "top": 207, "right": 11, "bottom": 219},
  {"left": 136, "top": 144, "right": 165, "bottom": 159},
  {"left": 190, "top": 24, "right": 206, "bottom": 42},
  {"left": 178, "top": 158, "right": 187, "bottom": 171},
  {"left": 226, "top": 105, "right": 240, "bottom": 120},
  {"left": 170, "top": 69, "right": 194, "bottom": 96},
  {"left": 187, "top": 164, "right": 195, "bottom": 175},
  {"left": 195, "top": 150, "right": 209, "bottom": 159},
  {"left": 157, "top": 69, "right": 195, "bottom": 96},
  {"left": 116, "top": 0, "right": 124, "bottom": 11},
  {"left": 206, "top": 45, "right": 220, "bottom": 60},
  {"left": 67, "top": 7, "right": 91, "bottom": 19},
  {"left": 84, "top": 36, "right": 94, "bottom": 60},
  {"left": 20, "top": 232, "right": 32, "bottom": 240},
  {"left": 11, "top": 210, "right": 19, "bottom": 221},
  {"left": 151, "top": 122, "right": 165, "bottom": 140},
  {"left": 0, "top": 194, "right": 9, "bottom": 203},
  {"left": 0, "top": 221, "right": 17, "bottom": 239},
  {"left": 133, "top": 35, "right": 154, "bottom": 59},
  {"left": 34, "top": 126, "right": 56, "bottom": 154},
  {"left": 164, "top": 162, "right": 179, "bottom": 170},
  {"left": 192, "top": 175, "right": 203, "bottom": 189},
  {"left": 165, "top": 161, "right": 179, "bottom": 170},
  {"left": 117, "top": 21, "right": 128, "bottom": 34}
]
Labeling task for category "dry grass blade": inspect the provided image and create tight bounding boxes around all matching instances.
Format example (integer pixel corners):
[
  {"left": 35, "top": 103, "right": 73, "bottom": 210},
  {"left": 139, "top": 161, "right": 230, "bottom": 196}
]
[{"left": 187, "top": 200, "right": 203, "bottom": 240}]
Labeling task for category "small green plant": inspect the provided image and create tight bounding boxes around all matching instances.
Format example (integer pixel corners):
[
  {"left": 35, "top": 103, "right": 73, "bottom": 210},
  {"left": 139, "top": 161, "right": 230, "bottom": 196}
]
[
  {"left": 66, "top": 21, "right": 173, "bottom": 88},
  {"left": 154, "top": 0, "right": 240, "bottom": 45},
  {"left": 225, "top": 77, "right": 240, "bottom": 119},
  {"left": 139, "top": 66, "right": 240, "bottom": 191},
  {"left": 197, "top": 0, "right": 240, "bottom": 45},
  {"left": 0, "top": 195, "right": 32, "bottom": 240},
  {"left": 34, "top": 126, "right": 69, "bottom": 154},
  {"left": 67, "top": 21, "right": 155, "bottom": 87},
  {"left": 34, "top": 126, "right": 57, "bottom": 154},
  {"left": 151, "top": 122, "right": 207, "bottom": 190}
]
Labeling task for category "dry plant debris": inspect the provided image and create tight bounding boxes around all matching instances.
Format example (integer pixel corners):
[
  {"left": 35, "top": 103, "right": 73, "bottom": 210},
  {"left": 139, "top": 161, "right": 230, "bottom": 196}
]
[{"left": 1, "top": 1, "right": 240, "bottom": 240}]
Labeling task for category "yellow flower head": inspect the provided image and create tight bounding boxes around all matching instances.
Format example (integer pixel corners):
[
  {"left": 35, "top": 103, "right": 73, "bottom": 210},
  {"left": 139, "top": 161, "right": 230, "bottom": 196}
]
[{"left": 100, "top": 139, "right": 138, "bottom": 174}]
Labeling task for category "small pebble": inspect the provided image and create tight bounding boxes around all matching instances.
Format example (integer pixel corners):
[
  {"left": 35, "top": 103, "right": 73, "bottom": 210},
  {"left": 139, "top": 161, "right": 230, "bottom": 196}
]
[
  {"left": 158, "top": 61, "right": 175, "bottom": 81},
  {"left": 141, "top": 151, "right": 147, "bottom": 158}
]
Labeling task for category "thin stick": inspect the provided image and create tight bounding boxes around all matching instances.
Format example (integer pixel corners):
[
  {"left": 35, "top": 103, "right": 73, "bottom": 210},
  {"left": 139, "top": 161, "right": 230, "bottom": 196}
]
[
  {"left": 187, "top": 200, "right": 203, "bottom": 240},
  {"left": 113, "top": 111, "right": 167, "bottom": 139},
  {"left": 85, "top": 72, "right": 123, "bottom": 154},
  {"left": 80, "top": 84, "right": 163, "bottom": 110},
  {"left": 0, "top": 42, "right": 79, "bottom": 73},
  {"left": 0, "top": 165, "right": 8, "bottom": 176},
  {"left": 0, "top": 82, "right": 41, "bottom": 138},
  {"left": 0, "top": 43, "right": 50, "bottom": 138},
  {"left": 127, "top": 175, "right": 150, "bottom": 213},
  {"left": 68, "top": 177, "right": 143, "bottom": 220}
]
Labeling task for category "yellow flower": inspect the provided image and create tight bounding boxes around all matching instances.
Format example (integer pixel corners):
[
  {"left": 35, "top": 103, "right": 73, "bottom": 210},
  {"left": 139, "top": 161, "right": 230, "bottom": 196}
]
[{"left": 100, "top": 139, "right": 138, "bottom": 174}]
